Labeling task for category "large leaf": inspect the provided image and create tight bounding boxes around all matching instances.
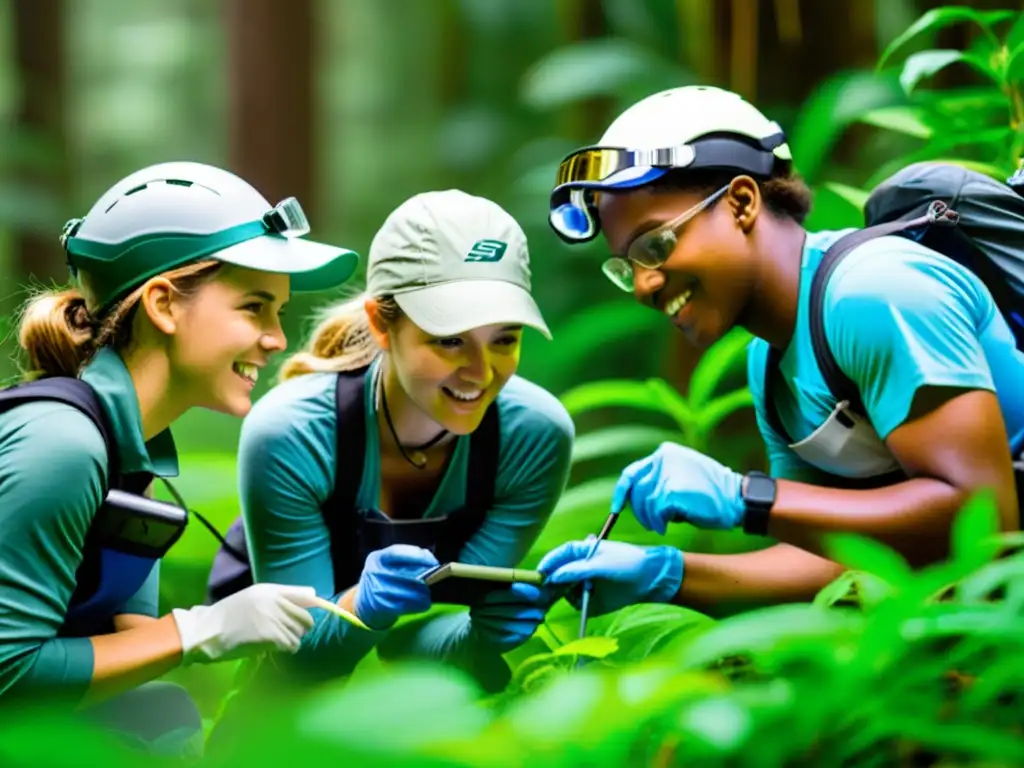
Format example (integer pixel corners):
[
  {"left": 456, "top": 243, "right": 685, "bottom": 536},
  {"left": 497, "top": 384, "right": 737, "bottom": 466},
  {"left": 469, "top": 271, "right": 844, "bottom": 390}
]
[
  {"left": 1007, "top": 41, "right": 1024, "bottom": 84},
  {"left": 878, "top": 7, "right": 1009, "bottom": 70},
  {"left": 543, "top": 300, "right": 666, "bottom": 386},
  {"left": 673, "top": 603, "right": 865, "bottom": 670},
  {"left": 559, "top": 379, "right": 671, "bottom": 418},
  {"left": 520, "top": 37, "right": 683, "bottom": 110},
  {"left": 595, "top": 603, "right": 712, "bottom": 662},
  {"left": 857, "top": 106, "right": 934, "bottom": 139},
  {"left": 570, "top": 425, "right": 680, "bottom": 464},
  {"left": 823, "top": 533, "right": 912, "bottom": 587},
  {"left": 295, "top": 665, "right": 490, "bottom": 753},
  {"left": 694, "top": 388, "right": 754, "bottom": 434},
  {"left": 898, "top": 49, "right": 965, "bottom": 94},
  {"left": 645, "top": 378, "right": 695, "bottom": 430},
  {"left": 788, "top": 71, "right": 904, "bottom": 184},
  {"left": 687, "top": 326, "right": 753, "bottom": 409}
]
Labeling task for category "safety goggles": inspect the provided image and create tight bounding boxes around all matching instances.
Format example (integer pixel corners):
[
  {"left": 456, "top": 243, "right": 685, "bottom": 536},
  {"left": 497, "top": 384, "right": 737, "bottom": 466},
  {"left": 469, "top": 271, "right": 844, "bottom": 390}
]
[
  {"left": 62, "top": 196, "right": 313, "bottom": 310},
  {"left": 601, "top": 185, "right": 730, "bottom": 293},
  {"left": 548, "top": 133, "right": 785, "bottom": 245}
]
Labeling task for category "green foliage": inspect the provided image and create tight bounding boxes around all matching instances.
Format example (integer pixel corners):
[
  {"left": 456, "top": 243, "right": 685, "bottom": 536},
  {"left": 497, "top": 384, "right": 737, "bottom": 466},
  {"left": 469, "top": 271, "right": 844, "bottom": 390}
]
[{"left": 13, "top": 493, "right": 1024, "bottom": 767}]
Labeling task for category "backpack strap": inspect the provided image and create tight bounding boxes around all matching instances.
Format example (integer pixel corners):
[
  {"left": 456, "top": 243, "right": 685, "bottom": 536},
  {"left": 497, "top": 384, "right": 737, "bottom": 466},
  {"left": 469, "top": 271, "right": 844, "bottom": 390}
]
[
  {"left": 0, "top": 378, "right": 122, "bottom": 481},
  {"left": 324, "top": 368, "right": 370, "bottom": 594},
  {"left": 762, "top": 206, "right": 953, "bottom": 450},
  {"left": 808, "top": 208, "right": 948, "bottom": 415},
  {"left": 761, "top": 345, "right": 794, "bottom": 444}
]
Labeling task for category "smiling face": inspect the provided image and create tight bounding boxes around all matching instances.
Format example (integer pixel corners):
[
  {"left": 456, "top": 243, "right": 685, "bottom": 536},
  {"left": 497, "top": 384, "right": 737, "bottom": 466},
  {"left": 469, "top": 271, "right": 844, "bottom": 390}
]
[
  {"left": 386, "top": 316, "right": 523, "bottom": 435},
  {"left": 597, "top": 178, "right": 762, "bottom": 349},
  {"left": 165, "top": 265, "right": 289, "bottom": 417}
]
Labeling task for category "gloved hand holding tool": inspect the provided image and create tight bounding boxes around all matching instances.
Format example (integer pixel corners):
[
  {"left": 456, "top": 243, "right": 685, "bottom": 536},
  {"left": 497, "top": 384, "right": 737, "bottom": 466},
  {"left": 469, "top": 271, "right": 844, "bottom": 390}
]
[
  {"left": 351, "top": 544, "right": 440, "bottom": 630},
  {"left": 538, "top": 539, "right": 684, "bottom": 619},
  {"left": 172, "top": 583, "right": 320, "bottom": 665},
  {"left": 613, "top": 442, "right": 745, "bottom": 535}
]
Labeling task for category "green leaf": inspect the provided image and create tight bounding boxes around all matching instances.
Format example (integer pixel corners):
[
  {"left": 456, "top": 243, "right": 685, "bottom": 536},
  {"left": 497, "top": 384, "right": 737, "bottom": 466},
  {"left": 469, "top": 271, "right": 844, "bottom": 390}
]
[
  {"left": 823, "top": 533, "right": 912, "bottom": 586},
  {"left": 956, "top": 556, "right": 1024, "bottom": 604},
  {"left": 553, "top": 636, "right": 618, "bottom": 659},
  {"left": 951, "top": 488, "right": 1001, "bottom": 569},
  {"left": 1007, "top": 41, "right": 1024, "bottom": 84},
  {"left": 813, "top": 570, "right": 897, "bottom": 611},
  {"left": 520, "top": 38, "right": 685, "bottom": 110},
  {"left": 296, "top": 666, "right": 491, "bottom": 753},
  {"left": 897, "top": 50, "right": 1000, "bottom": 94},
  {"left": 596, "top": 603, "right": 712, "bottom": 662},
  {"left": 645, "top": 378, "right": 696, "bottom": 430},
  {"left": 820, "top": 182, "right": 870, "bottom": 211},
  {"left": 550, "top": 476, "right": 618, "bottom": 518},
  {"left": 858, "top": 106, "right": 935, "bottom": 139},
  {"left": 687, "top": 326, "right": 753, "bottom": 409},
  {"left": 559, "top": 379, "right": 668, "bottom": 418},
  {"left": 788, "top": 71, "right": 903, "bottom": 184},
  {"left": 543, "top": 300, "right": 667, "bottom": 388},
  {"left": 673, "top": 603, "right": 864, "bottom": 670},
  {"left": 1009, "top": 11, "right": 1024, "bottom": 51},
  {"left": 694, "top": 388, "right": 754, "bottom": 434},
  {"left": 878, "top": 7, "right": 1005, "bottom": 70},
  {"left": 571, "top": 425, "right": 681, "bottom": 464}
]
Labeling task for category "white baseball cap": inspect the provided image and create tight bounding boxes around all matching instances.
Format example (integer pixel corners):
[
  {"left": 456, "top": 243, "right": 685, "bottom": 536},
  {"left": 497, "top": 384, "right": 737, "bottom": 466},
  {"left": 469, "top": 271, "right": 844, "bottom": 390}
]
[{"left": 366, "top": 190, "right": 551, "bottom": 339}]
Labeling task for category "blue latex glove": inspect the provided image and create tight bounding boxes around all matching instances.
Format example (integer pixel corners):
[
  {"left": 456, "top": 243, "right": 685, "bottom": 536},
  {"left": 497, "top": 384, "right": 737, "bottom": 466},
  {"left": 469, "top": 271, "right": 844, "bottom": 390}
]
[
  {"left": 537, "top": 539, "right": 684, "bottom": 618},
  {"left": 352, "top": 544, "right": 439, "bottom": 630},
  {"left": 613, "top": 442, "right": 745, "bottom": 535},
  {"left": 469, "top": 582, "right": 552, "bottom": 651}
]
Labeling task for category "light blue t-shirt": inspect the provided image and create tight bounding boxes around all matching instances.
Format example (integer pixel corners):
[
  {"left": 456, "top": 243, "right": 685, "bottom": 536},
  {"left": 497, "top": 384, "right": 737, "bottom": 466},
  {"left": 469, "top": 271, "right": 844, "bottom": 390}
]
[
  {"left": 237, "top": 357, "right": 575, "bottom": 678},
  {"left": 747, "top": 229, "right": 1024, "bottom": 483}
]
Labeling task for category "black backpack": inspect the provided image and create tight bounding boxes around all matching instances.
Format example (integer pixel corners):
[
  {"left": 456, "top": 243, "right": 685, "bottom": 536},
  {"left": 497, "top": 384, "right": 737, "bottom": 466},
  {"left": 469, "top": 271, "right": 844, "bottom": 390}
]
[
  {"left": 764, "top": 161, "right": 1024, "bottom": 490},
  {"left": 0, "top": 377, "right": 155, "bottom": 634},
  {"left": 205, "top": 367, "right": 502, "bottom": 604}
]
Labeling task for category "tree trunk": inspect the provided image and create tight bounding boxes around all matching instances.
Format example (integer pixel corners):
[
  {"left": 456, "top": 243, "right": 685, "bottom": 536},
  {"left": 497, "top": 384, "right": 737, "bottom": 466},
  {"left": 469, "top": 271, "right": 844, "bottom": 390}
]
[
  {"left": 12, "top": 0, "right": 68, "bottom": 285},
  {"left": 223, "top": 0, "right": 317, "bottom": 219}
]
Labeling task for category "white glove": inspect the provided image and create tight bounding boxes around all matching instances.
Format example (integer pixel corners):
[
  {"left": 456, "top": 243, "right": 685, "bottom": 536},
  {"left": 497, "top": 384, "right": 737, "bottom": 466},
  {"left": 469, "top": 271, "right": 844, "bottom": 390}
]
[{"left": 171, "top": 583, "right": 317, "bottom": 665}]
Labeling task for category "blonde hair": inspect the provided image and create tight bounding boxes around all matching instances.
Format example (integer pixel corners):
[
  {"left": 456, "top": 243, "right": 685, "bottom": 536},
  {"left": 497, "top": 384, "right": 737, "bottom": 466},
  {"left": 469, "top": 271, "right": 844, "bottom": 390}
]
[
  {"left": 279, "top": 293, "right": 403, "bottom": 381},
  {"left": 17, "top": 260, "right": 222, "bottom": 381}
]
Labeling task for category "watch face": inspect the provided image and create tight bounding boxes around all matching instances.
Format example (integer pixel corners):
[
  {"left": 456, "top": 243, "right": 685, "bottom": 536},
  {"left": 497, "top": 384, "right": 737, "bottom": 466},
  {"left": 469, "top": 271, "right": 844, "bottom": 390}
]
[{"left": 746, "top": 474, "right": 776, "bottom": 505}]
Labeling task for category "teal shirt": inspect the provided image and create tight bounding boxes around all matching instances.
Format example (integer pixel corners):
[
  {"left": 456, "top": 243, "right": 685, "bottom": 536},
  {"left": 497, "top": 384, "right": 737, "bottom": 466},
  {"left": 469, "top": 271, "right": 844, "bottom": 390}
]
[
  {"left": 747, "top": 230, "right": 1024, "bottom": 482},
  {"left": 238, "top": 357, "right": 575, "bottom": 679},
  {"left": 0, "top": 348, "right": 179, "bottom": 701}
]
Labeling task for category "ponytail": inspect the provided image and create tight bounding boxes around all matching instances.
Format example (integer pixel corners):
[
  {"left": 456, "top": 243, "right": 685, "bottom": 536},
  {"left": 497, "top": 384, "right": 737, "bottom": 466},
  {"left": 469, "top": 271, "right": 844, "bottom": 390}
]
[
  {"left": 18, "top": 289, "right": 98, "bottom": 379},
  {"left": 279, "top": 293, "right": 402, "bottom": 381},
  {"left": 16, "top": 260, "right": 222, "bottom": 381}
]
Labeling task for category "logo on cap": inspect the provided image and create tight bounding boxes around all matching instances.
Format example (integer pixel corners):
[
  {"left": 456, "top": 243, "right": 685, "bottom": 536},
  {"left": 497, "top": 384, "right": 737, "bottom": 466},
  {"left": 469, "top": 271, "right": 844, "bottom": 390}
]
[{"left": 465, "top": 239, "right": 507, "bottom": 263}]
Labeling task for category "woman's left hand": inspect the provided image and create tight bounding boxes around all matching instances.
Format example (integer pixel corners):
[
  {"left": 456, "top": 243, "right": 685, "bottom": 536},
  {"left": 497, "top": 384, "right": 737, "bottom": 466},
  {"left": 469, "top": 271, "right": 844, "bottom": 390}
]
[
  {"left": 613, "top": 442, "right": 746, "bottom": 534},
  {"left": 469, "top": 582, "right": 552, "bottom": 651}
]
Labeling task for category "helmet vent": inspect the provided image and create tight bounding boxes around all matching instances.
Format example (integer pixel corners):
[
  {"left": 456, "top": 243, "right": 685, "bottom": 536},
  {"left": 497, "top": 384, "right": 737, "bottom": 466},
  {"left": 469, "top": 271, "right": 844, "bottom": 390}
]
[{"left": 104, "top": 179, "right": 218, "bottom": 213}]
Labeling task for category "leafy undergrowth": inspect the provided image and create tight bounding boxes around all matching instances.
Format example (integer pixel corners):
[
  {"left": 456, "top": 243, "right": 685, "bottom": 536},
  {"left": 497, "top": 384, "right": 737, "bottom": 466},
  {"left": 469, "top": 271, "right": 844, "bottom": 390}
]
[{"left": 4, "top": 492, "right": 1024, "bottom": 767}]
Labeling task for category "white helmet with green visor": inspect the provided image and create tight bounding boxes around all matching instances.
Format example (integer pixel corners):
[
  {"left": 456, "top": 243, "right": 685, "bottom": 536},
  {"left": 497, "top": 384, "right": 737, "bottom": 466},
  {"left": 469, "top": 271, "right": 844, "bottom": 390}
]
[
  {"left": 61, "top": 161, "right": 359, "bottom": 313},
  {"left": 548, "top": 86, "right": 792, "bottom": 286}
]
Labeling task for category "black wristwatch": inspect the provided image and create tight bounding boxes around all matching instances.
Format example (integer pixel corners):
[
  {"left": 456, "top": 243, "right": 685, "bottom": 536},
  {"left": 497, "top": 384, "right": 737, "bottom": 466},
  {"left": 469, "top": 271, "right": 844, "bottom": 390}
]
[{"left": 741, "top": 471, "right": 776, "bottom": 536}]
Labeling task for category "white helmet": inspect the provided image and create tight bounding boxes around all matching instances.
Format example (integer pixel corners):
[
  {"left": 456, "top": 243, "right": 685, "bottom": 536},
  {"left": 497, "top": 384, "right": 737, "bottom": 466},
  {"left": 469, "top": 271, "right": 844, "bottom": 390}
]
[
  {"left": 549, "top": 86, "right": 791, "bottom": 243},
  {"left": 62, "top": 161, "right": 358, "bottom": 311}
]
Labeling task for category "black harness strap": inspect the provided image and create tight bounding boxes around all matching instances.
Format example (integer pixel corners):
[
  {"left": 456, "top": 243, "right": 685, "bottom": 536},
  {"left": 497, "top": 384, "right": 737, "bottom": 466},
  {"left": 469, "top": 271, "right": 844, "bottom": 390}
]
[
  {"left": 325, "top": 369, "right": 371, "bottom": 594},
  {"left": 0, "top": 377, "right": 154, "bottom": 632},
  {"left": 323, "top": 368, "right": 502, "bottom": 597}
]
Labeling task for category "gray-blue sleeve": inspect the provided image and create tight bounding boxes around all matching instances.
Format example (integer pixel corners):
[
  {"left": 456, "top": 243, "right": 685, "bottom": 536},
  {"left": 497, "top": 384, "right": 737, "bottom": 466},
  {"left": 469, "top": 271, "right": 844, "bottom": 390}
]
[{"left": 238, "top": 377, "right": 384, "bottom": 679}]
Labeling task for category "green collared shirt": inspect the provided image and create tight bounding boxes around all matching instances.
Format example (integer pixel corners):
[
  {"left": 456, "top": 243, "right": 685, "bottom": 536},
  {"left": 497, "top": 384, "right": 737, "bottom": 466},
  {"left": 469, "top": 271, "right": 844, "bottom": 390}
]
[{"left": 0, "top": 348, "right": 178, "bottom": 703}]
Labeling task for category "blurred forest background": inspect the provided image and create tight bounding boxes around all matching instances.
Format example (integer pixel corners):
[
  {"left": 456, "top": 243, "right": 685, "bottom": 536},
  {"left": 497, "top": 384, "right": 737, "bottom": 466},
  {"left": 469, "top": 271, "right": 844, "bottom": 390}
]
[{"left": 1, "top": 0, "right": 1022, "bottom": 626}]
